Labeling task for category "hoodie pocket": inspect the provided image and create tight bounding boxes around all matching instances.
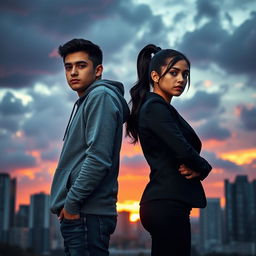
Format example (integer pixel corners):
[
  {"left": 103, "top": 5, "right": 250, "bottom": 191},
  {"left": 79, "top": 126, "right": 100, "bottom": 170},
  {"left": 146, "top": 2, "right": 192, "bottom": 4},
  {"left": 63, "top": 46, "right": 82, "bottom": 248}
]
[{"left": 50, "top": 169, "right": 72, "bottom": 214}]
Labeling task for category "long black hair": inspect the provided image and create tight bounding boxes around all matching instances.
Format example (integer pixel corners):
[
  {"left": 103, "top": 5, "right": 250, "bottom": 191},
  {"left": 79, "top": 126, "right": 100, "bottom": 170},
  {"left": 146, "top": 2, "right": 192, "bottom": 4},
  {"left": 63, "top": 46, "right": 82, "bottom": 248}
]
[{"left": 126, "top": 44, "right": 191, "bottom": 144}]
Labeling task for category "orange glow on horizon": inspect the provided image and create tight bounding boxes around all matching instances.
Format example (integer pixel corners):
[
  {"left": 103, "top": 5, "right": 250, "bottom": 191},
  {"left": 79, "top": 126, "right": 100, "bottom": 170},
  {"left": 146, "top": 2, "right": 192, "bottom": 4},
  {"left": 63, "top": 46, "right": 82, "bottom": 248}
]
[
  {"left": 219, "top": 148, "right": 256, "bottom": 165},
  {"left": 116, "top": 200, "right": 200, "bottom": 221},
  {"left": 203, "top": 139, "right": 226, "bottom": 149},
  {"left": 11, "top": 140, "right": 230, "bottom": 219},
  {"left": 121, "top": 139, "right": 143, "bottom": 157},
  {"left": 130, "top": 213, "right": 140, "bottom": 222}
]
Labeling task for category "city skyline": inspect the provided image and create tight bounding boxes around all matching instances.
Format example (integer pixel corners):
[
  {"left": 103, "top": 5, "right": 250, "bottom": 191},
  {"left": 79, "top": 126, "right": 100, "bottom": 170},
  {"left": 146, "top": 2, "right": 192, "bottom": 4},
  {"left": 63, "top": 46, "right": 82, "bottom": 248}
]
[
  {"left": 1, "top": 172, "right": 256, "bottom": 255},
  {"left": 1, "top": 0, "right": 256, "bottom": 220}
]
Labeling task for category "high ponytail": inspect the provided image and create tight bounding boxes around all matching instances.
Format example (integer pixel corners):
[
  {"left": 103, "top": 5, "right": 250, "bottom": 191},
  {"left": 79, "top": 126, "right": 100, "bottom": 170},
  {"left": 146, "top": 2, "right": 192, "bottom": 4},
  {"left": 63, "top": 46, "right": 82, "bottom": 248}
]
[{"left": 126, "top": 44, "right": 161, "bottom": 143}]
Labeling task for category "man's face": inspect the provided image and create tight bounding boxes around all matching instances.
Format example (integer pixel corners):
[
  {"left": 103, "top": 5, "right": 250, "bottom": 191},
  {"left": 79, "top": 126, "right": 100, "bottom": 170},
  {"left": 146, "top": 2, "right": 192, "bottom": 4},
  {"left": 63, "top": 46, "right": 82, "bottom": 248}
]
[{"left": 64, "top": 51, "right": 103, "bottom": 97}]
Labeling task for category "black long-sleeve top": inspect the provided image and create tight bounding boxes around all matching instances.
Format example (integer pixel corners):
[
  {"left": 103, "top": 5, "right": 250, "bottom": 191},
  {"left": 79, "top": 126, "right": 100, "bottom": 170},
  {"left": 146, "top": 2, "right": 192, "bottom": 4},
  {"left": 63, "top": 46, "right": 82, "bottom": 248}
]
[{"left": 138, "top": 92, "right": 212, "bottom": 208}]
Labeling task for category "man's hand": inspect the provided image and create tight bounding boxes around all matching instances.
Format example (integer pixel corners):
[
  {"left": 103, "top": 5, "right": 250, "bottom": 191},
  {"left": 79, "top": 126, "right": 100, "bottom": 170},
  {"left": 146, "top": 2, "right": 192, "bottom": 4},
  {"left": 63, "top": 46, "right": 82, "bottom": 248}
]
[
  {"left": 58, "top": 208, "right": 80, "bottom": 221},
  {"left": 178, "top": 164, "right": 200, "bottom": 179}
]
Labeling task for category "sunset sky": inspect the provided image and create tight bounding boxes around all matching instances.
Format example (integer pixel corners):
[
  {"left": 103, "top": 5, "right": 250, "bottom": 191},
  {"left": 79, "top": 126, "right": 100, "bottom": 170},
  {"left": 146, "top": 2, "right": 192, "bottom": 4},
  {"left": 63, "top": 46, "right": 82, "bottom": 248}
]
[{"left": 0, "top": 0, "right": 256, "bottom": 220}]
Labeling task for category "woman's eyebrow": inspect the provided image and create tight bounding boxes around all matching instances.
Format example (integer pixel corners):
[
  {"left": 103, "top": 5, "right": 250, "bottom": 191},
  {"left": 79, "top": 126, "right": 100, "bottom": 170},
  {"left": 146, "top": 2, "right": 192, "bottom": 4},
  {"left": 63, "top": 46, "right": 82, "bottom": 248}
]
[{"left": 171, "top": 67, "right": 189, "bottom": 72}]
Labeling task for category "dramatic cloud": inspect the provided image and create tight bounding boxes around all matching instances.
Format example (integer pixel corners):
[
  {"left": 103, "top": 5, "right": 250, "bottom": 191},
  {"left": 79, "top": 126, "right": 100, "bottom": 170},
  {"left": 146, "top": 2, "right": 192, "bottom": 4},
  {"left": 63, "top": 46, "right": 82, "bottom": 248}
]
[
  {"left": 217, "top": 12, "right": 256, "bottom": 78},
  {"left": 238, "top": 104, "right": 256, "bottom": 131},
  {"left": 0, "top": 91, "right": 28, "bottom": 133},
  {"left": 0, "top": 0, "right": 168, "bottom": 89},
  {"left": 179, "top": 10, "right": 256, "bottom": 81},
  {"left": 194, "top": 0, "right": 220, "bottom": 23},
  {"left": 0, "top": 150, "right": 36, "bottom": 173},
  {"left": 0, "top": 87, "right": 72, "bottom": 172},
  {"left": 178, "top": 20, "right": 228, "bottom": 67},
  {"left": 0, "top": 91, "right": 29, "bottom": 115},
  {"left": 204, "top": 151, "right": 242, "bottom": 172},
  {"left": 197, "top": 118, "right": 231, "bottom": 141},
  {"left": 0, "top": 131, "right": 37, "bottom": 173},
  {"left": 176, "top": 90, "right": 223, "bottom": 121}
]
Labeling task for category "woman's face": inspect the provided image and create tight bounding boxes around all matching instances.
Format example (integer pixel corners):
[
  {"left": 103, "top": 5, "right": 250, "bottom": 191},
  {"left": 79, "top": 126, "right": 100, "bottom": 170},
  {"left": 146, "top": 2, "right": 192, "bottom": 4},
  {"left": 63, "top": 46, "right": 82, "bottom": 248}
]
[{"left": 152, "top": 59, "right": 189, "bottom": 103}]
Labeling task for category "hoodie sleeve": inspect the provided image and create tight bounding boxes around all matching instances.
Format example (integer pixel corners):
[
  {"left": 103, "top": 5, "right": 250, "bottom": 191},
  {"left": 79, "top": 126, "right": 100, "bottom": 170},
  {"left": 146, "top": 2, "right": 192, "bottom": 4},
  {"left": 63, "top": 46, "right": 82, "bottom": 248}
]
[
  {"left": 64, "top": 89, "right": 120, "bottom": 215},
  {"left": 144, "top": 100, "right": 212, "bottom": 180}
]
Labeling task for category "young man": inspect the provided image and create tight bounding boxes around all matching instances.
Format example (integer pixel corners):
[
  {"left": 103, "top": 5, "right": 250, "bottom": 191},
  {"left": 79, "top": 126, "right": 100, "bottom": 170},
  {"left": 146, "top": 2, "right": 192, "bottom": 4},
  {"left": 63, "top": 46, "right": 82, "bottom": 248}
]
[{"left": 50, "top": 39, "right": 129, "bottom": 256}]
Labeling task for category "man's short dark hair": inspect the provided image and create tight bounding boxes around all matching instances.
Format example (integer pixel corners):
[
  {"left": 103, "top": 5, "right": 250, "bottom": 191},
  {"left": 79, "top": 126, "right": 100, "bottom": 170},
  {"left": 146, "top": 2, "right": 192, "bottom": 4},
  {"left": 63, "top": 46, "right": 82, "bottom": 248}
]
[{"left": 58, "top": 38, "right": 103, "bottom": 68}]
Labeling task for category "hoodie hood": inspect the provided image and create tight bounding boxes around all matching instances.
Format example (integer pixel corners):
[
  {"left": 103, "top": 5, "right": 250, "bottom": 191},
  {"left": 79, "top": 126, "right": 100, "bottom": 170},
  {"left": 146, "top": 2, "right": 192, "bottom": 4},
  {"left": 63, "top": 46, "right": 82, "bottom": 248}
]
[{"left": 80, "top": 79, "right": 129, "bottom": 123}]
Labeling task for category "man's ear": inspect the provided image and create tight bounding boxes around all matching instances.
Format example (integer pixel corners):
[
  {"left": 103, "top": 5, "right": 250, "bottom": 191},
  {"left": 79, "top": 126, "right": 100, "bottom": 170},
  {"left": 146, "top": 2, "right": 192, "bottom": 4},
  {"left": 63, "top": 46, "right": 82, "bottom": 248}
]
[
  {"left": 95, "top": 64, "right": 103, "bottom": 78},
  {"left": 151, "top": 70, "right": 160, "bottom": 83}
]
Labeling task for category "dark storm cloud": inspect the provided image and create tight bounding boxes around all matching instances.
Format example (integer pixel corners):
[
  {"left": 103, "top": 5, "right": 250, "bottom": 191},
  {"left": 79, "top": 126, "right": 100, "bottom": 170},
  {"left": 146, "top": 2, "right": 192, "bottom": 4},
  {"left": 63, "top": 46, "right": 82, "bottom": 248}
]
[
  {"left": 176, "top": 90, "right": 222, "bottom": 121},
  {"left": 174, "top": 90, "right": 232, "bottom": 141},
  {"left": 239, "top": 105, "right": 256, "bottom": 131},
  {"left": 0, "top": 0, "right": 120, "bottom": 34},
  {"left": 0, "top": 91, "right": 29, "bottom": 132},
  {"left": 0, "top": 0, "right": 168, "bottom": 89},
  {"left": 173, "top": 12, "right": 187, "bottom": 23},
  {"left": 0, "top": 17, "right": 61, "bottom": 88},
  {"left": 194, "top": 0, "right": 220, "bottom": 23},
  {"left": 0, "top": 151, "right": 36, "bottom": 172},
  {"left": 204, "top": 151, "right": 241, "bottom": 172},
  {"left": 178, "top": 20, "right": 228, "bottom": 66},
  {"left": 41, "top": 148, "right": 60, "bottom": 162},
  {"left": 178, "top": 10, "right": 256, "bottom": 81},
  {"left": 1, "top": 0, "right": 113, "bottom": 88},
  {"left": 197, "top": 118, "right": 231, "bottom": 140},
  {"left": 0, "top": 131, "right": 37, "bottom": 172},
  {"left": 223, "top": 0, "right": 256, "bottom": 9},
  {"left": 0, "top": 92, "right": 36, "bottom": 172},
  {"left": 135, "top": 14, "right": 168, "bottom": 49},
  {"left": 0, "top": 117, "right": 20, "bottom": 132},
  {"left": 22, "top": 91, "right": 73, "bottom": 149},
  {"left": 0, "top": 91, "right": 29, "bottom": 115},
  {"left": 118, "top": 2, "right": 152, "bottom": 25},
  {"left": 0, "top": 88, "right": 72, "bottom": 171},
  {"left": 217, "top": 12, "right": 256, "bottom": 76}
]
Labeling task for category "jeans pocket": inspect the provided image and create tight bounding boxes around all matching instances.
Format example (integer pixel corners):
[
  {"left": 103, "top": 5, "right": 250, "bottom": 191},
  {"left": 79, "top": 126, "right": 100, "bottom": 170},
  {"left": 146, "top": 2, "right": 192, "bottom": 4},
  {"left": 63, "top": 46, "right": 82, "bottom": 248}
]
[
  {"left": 60, "top": 218, "right": 86, "bottom": 249},
  {"left": 98, "top": 216, "right": 117, "bottom": 245}
]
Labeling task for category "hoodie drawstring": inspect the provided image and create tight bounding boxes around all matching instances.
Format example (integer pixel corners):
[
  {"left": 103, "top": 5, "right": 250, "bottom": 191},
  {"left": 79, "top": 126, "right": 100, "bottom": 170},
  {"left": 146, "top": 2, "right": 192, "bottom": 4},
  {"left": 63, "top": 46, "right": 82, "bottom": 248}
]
[{"left": 63, "top": 100, "right": 79, "bottom": 141}]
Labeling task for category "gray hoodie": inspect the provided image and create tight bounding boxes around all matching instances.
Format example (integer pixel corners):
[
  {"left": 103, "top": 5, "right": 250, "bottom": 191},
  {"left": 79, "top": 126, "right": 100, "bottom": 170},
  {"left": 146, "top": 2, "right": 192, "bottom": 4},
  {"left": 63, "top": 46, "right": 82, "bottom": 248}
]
[{"left": 50, "top": 79, "right": 129, "bottom": 216}]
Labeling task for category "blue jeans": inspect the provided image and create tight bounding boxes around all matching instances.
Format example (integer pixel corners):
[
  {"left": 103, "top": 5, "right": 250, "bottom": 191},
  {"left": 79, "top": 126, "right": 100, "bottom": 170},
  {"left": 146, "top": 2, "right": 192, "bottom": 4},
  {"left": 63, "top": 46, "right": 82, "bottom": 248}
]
[{"left": 60, "top": 214, "right": 117, "bottom": 256}]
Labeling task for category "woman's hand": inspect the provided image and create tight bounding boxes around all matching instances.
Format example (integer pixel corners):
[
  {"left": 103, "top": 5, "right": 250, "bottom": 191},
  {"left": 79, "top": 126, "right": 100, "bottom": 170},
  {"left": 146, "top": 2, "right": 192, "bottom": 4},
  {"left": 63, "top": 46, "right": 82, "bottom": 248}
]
[{"left": 178, "top": 164, "right": 200, "bottom": 179}]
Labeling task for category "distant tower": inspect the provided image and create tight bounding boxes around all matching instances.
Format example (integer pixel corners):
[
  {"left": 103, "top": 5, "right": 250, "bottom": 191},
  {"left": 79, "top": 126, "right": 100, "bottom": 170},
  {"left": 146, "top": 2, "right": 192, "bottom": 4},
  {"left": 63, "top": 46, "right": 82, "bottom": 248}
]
[
  {"left": 10, "top": 205, "right": 30, "bottom": 249},
  {"left": 200, "top": 198, "right": 222, "bottom": 253},
  {"left": 0, "top": 173, "right": 16, "bottom": 243},
  {"left": 15, "top": 205, "right": 29, "bottom": 227},
  {"left": 114, "top": 211, "right": 131, "bottom": 238},
  {"left": 225, "top": 175, "right": 254, "bottom": 242},
  {"left": 29, "top": 192, "right": 50, "bottom": 255},
  {"left": 252, "top": 180, "right": 256, "bottom": 242}
]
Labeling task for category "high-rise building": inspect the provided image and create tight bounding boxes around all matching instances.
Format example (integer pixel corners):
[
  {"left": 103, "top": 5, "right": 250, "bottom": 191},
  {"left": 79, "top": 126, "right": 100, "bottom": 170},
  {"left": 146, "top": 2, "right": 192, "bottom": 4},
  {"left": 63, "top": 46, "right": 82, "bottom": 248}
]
[
  {"left": 252, "top": 180, "right": 256, "bottom": 241},
  {"left": 9, "top": 204, "right": 30, "bottom": 249},
  {"left": 199, "top": 198, "right": 222, "bottom": 253},
  {"left": 225, "top": 175, "right": 256, "bottom": 242},
  {"left": 0, "top": 173, "right": 16, "bottom": 243},
  {"left": 29, "top": 192, "right": 50, "bottom": 255},
  {"left": 15, "top": 204, "right": 29, "bottom": 227},
  {"left": 114, "top": 211, "right": 131, "bottom": 239}
]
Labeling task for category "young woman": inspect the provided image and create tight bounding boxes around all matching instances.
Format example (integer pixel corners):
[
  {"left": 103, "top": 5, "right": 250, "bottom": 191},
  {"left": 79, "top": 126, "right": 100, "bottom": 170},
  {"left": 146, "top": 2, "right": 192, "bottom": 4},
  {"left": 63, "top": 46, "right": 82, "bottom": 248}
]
[{"left": 126, "top": 44, "right": 212, "bottom": 256}]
